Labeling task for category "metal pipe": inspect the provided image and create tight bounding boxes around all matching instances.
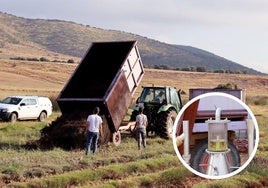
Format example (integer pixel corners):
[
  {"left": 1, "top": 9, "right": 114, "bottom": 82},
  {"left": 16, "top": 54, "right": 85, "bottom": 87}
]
[
  {"left": 183, "top": 121, "right": 190, "bottom": 156},
  {"left": 215, "top": 107, "right": 222, "bottom": 121},
  {"left": 247, "top": 118, "right": 254, "bottom": 157},
  {"left": 183, "top": 120, "right": 191, "bottom": 164}
]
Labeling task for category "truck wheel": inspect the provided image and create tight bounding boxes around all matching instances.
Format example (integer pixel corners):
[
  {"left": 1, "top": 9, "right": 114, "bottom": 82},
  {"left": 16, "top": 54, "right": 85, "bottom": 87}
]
[
  {"left": 38, "top": 111, "right": 47, "bottom": 122},
  {"left": 190, "top": 139, "right": 241, "bottom": 174},
  {"left": 112, "top": 131, "right": 121, "bottom": 146},
  {"left": 10, "top": 113, "right": 17, "bottom": 123},
  {"left": 158, "top": 109, "right": 177, "bottom": 139}
]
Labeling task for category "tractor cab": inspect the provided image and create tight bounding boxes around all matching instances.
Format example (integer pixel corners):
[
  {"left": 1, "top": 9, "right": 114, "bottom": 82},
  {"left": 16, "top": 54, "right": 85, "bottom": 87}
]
[{"left": 131, "top": 86, "right": 182, "bottom": 138}]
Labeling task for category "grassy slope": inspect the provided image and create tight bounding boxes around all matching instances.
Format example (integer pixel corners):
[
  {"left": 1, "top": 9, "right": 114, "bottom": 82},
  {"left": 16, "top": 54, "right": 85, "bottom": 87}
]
[
  {"left": 0, "top": 60, "right": 267, "bottom": 187},
  {"left": 0, "top": 12, "right": 262, "bottom": 74},
  {"left": 0, "top": 60, "right": 77, "bottom": 98}
]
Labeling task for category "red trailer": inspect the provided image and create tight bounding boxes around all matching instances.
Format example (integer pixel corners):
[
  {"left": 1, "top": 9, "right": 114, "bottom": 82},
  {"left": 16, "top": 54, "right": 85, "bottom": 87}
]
[{"left": 37, "top": 41, "right": 144, "bottom": 150}]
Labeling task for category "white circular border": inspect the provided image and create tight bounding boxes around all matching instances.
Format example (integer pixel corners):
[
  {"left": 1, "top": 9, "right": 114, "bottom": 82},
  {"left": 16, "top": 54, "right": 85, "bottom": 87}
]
[{"left": 172, "top": 92, "right": 259, "bottom": 180}]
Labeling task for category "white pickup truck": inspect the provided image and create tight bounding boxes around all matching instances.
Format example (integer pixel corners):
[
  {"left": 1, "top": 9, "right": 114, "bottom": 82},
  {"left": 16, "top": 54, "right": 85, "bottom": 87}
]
[{"left": 0, "top": 96, "right": 53, "bottom": 123}]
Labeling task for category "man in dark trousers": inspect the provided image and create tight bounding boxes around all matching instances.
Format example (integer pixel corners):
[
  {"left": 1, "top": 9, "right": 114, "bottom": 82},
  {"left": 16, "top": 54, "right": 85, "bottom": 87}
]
[
  {"left": 85, "top": 106, "right": 103, "bottom": 155},
  {"left": 134, "top": 107, "right": 148, "bottom": 150}
]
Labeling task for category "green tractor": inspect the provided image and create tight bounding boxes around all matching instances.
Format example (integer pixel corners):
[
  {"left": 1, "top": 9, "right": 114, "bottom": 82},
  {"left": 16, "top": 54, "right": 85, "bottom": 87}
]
[{"left": 130, "top": 86, "right": 183, "bottom": 138}]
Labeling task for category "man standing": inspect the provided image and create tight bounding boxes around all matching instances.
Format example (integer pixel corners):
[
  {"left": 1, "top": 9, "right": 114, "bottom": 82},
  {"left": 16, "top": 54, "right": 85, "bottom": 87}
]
[
  {"left": 85, "top": 106, "right": 103, "bottom": 155},
  {"left": 134, "top": 107, "right": 148, "bottom": 150}
]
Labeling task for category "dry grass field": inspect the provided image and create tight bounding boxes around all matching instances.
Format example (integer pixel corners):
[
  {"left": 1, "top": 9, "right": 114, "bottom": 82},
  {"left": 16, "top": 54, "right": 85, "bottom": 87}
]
[
  {"left": 0, "top": 60, "right": 75, "bottom": 99},
  {"left": 1, "top": 59, "right": 267, "bottom": 99},
  {"left": 0, "top": 59, "right": 268, "bottom": 187}
]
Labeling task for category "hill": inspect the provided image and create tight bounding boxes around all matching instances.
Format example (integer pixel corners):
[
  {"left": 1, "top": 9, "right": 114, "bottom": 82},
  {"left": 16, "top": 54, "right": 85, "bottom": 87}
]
[{"left": 0, "top": 12, "right": 262, "bottom": 74}]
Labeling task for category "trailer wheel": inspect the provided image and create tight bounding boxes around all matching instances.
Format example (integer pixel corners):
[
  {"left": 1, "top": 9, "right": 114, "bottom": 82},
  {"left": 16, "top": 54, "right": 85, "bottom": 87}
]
[
  {"left": 158, "top": 109, "right": 177, "bottom": 139},
  {"left": 112, "top": 131, "right": 121, "bottom": 146},
  {"left": 190, "top": 139, "right": 241, "bottom": 174}
]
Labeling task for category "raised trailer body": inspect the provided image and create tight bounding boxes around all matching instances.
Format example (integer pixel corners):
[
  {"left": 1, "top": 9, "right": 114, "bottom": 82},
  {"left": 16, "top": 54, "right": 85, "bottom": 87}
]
[
  {"left": 57, "top": 41, "right": 144, "bottom": 133},
  {"left": 35, "top": 41, "right": 144, "bottom": 150}
]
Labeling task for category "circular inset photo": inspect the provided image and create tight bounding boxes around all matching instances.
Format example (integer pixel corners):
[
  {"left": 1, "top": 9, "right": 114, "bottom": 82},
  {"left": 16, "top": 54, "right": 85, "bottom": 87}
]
[{"left": 172, "top": 92, "right": 259, "bottom": 179}]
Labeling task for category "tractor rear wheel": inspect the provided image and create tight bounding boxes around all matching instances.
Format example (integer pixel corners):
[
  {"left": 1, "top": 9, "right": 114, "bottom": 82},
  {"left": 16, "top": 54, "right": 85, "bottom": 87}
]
[
  {"left": 190, "top": 139, "right": 241, "bottom": 174},
  {"left": 158, "top": 109, "right": 177, "bottom": 139}
]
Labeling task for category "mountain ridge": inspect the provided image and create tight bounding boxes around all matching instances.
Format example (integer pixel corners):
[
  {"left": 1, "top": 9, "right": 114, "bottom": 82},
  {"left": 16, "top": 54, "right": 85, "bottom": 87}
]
[{"left": 0, "top": 12, "right": 262, "bottom": 74}]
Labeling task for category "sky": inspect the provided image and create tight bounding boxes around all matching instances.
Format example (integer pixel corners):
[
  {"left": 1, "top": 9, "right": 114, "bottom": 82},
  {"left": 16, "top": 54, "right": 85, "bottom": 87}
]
[{"left": 2, "top": 0, "right": 268, "bottom": 73}]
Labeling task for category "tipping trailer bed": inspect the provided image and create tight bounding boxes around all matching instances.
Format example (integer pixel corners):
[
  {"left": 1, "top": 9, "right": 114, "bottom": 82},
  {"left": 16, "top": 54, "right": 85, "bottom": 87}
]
[{"left": 57, "top": 41, "right": 144, "bottom": 132}]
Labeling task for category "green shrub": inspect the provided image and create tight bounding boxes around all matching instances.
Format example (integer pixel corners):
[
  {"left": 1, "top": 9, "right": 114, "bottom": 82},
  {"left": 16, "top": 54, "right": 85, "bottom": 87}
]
[
  {"left": 254, "top": 96, "right": 268, "bottom": 105},
  {"left": 215, "top": 83, "right": 238, "bottom": 89},
  {"left": 158, "top": 168, "right": 191, "bottom": 186},
  {"left": 40, "top": 57, "right": 50, "bottom": 62},
  {"left": 246, "top": 95, "right": 268, "bottom": 106}
]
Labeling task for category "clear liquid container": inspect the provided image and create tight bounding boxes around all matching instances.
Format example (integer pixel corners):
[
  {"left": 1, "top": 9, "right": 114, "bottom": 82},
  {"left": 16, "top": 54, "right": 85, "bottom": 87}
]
[{"left": 206, "top": 119, "right": 229, "bottom": 152}]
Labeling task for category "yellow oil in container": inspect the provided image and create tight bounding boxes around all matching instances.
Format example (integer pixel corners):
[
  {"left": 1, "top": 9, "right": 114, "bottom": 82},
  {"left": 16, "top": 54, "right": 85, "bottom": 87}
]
[{"left": 209, "top": 139, "right": 227, "bottom": 151}]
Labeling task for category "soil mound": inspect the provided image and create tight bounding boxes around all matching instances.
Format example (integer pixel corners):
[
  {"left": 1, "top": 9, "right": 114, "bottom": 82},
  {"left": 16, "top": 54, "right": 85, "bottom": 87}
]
[{"left": 25, "top": 114, "right": 87, "bottom": 150}]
